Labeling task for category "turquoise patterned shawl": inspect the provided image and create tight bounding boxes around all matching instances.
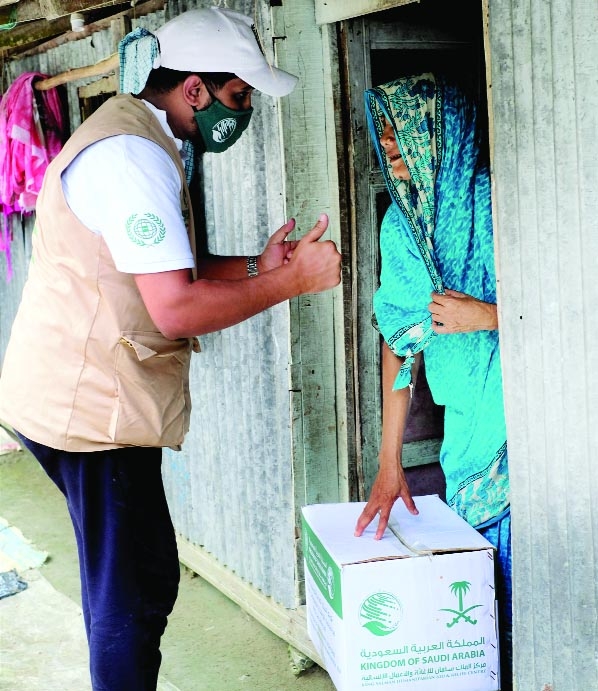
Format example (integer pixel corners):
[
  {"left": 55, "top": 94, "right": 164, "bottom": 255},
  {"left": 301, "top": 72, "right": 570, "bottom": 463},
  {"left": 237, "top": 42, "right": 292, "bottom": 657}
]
[{"left": 364, "top": 74, "right": 509, "bottom": 527}]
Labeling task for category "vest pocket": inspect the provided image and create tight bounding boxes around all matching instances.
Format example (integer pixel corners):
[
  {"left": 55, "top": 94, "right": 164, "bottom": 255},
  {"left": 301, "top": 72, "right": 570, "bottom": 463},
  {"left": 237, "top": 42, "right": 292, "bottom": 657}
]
[{"left": 110, "top": 331, "right": 192, "bottom": 447}]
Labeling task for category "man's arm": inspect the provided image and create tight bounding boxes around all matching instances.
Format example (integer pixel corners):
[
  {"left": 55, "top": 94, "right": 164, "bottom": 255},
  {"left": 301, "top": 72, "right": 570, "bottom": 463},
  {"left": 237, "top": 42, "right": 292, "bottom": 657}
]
[
  {"left": 354, "top": 343, "right": 420, "bottom": 540},
  {"left": 135, "top": 215, "right": 340, "bottom": 339}
]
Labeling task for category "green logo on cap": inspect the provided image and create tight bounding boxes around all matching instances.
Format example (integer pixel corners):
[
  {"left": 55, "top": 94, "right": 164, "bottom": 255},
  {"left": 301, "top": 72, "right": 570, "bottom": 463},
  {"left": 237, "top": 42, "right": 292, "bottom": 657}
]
[{"left": 126, "top": 213, "right": 166, "bottom": 246}]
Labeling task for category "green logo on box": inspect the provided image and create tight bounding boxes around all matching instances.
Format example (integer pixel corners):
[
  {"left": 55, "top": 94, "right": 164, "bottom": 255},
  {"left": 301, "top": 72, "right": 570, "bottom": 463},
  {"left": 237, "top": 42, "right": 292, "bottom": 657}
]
[
  {"left": 359, "top": 592, "right": 403, "bottom": 636},
  {"left": 440, "top": 581, "right": 483, "bottom": 627},
  {"left": 302, "top": 518, "right": 343, "bottom": 618}
]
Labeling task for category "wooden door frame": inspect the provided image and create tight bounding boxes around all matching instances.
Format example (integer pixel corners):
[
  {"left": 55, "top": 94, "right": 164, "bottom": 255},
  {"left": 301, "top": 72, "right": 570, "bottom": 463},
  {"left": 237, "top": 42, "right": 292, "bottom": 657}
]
[{"left": 336, "top": 2, "right": 488, "bottom": 499}]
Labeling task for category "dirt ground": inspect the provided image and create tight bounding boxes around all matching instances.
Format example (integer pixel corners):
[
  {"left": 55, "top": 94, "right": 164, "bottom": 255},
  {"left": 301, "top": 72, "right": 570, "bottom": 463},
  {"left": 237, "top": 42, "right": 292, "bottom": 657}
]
[{"left": 0, "top": 446, "right": 336, "bottom": 691}]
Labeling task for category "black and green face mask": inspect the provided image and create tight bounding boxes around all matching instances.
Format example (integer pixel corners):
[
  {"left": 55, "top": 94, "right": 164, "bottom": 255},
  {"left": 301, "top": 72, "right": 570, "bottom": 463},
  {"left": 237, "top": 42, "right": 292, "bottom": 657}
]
[{"left": 193, "top": 97, "right": 253, "bottom": 154}]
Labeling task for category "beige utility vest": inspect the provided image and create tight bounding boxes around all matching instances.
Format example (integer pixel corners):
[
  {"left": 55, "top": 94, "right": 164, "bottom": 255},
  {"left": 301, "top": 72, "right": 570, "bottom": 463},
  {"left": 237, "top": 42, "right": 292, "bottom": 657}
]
[{"left": 0, "top": 95, "right": 198, "bottom": 451}]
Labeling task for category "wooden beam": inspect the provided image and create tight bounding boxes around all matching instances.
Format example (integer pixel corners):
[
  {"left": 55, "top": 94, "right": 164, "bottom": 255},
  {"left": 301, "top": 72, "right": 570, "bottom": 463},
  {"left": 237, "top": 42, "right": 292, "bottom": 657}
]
[
  {"left": 0, "top": 17, "right": 70, "bottom": 53},
  {"left": 22, "top": 0, "right": 128, "bottom": 21},
  {"left": 4, "top": 0, "right": 164, "bottom": 60},
  {"left": 34, "top": 53, "right": 118, "bottom": 90},
  {"left": 3, "top": 0, "right": 47, "bottom": 22},
  {"left": 0, "top": 0, "right": 93, "bottom": 22}
]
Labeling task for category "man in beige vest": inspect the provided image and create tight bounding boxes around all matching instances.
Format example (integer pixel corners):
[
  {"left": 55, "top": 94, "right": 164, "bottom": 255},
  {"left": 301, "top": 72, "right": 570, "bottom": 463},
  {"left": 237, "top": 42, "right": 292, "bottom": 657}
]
[{"left": 0, "top": 7, "right": 341, "bottom": 690}]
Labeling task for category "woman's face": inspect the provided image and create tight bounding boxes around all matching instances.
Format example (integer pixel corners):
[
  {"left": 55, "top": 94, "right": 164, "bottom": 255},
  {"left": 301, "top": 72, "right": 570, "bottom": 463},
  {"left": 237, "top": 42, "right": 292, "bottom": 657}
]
[{"left": 379, "top": 118, "right": 411, "bottom": 181}]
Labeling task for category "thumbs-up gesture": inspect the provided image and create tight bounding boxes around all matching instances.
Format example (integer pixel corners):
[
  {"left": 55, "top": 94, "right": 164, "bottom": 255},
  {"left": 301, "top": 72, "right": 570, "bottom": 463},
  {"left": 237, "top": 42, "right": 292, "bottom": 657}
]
[{"left": 288, "top": 214, "right": 342, "bottom": 294}]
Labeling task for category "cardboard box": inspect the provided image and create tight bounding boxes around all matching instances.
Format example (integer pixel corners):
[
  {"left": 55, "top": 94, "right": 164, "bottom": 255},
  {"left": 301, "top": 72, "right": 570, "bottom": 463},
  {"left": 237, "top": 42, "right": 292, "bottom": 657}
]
[{"left": 302, "top": 495, "right": 499, "bottom": 691}]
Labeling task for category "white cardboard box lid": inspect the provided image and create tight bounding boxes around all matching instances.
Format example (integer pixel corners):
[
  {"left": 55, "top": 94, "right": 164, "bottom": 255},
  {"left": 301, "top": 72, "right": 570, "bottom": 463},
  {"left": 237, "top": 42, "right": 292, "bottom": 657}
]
[{"left": 302, "top": 495, "right": 494, "bottom": 565}]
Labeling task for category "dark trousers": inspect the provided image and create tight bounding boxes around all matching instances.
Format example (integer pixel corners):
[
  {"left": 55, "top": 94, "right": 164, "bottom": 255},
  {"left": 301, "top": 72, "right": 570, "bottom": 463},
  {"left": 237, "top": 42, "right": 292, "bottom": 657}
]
[{"left": 17, "top": 433, "right": 180, "bottom": 691}]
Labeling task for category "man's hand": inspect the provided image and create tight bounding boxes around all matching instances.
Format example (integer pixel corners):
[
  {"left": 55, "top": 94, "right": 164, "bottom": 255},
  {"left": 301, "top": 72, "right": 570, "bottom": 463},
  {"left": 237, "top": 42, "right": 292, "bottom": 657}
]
[
  {"left": 258, "top": 218, "right": 299, "bottom": 272},
  {"left": 429, "top": 289, "right": 498, "bottom": 333},
  {"left": 287, "top": 214, "right": 342, "bottom": 294},
  {"left": 354, "top": 463, "right": 418, "bottom": 540}
]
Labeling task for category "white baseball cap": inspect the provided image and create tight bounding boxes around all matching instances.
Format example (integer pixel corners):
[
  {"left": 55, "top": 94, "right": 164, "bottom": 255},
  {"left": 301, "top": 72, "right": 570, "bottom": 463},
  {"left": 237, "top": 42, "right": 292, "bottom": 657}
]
[{"left": 154, "top": 7, "right": 298, "bottom": 97}]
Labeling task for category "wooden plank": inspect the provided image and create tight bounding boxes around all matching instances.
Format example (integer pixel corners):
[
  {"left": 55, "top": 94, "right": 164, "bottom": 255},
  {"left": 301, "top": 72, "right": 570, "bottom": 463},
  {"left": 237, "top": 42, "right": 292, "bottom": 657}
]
[
  {"left": 315, "top": 0, "right": 417, "bottom": 25},
  {"left": 272, "top": 1, "right": 346, "bottom": 510},
  {"left": 109, "top": 15, "right": 130, "bottom": 52},
  {"left": 370, "top": 17, "right": 473, "bottom": 47},
  {"left": 78, "top": 73, "right": 117, "bottom": 97},
  {"left": 342, "top": 15, "right": 383, "bottom": 500},
  {"left": 271, "top": 2, "right": 349, "bottom": 614},
  {"left": 402, "top": 439, "right": 442, "bottom": 468},
  {"left": 481, "top": 0, "right": 494, "bottom": 160}
]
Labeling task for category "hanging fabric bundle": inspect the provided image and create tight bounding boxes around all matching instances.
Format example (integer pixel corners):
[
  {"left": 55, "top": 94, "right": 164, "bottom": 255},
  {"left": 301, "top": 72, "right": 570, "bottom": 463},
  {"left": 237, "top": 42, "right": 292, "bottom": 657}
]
[{"left": 0, "top": 72, "right": 65, "bottom": 279}]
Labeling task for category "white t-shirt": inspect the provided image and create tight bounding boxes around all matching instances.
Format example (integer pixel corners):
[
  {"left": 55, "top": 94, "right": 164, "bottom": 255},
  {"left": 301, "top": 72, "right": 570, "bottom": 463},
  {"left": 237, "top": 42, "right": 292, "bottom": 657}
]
[{"left": 62, "top": 101, "right": 194, "bottom": 274}]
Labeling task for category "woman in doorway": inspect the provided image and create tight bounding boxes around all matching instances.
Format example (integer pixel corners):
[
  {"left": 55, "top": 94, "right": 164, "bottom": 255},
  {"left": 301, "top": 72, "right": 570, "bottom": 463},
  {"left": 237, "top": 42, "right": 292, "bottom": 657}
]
[{"left": 354, "top": 73, "right": 512, "bottom": 688}]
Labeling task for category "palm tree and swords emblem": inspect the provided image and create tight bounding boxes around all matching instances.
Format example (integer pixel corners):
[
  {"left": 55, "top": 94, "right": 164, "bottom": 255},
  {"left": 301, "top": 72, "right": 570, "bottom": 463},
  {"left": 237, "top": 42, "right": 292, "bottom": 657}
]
[{"left": 440, "top": 581, "right": 482, "bottom": 627}]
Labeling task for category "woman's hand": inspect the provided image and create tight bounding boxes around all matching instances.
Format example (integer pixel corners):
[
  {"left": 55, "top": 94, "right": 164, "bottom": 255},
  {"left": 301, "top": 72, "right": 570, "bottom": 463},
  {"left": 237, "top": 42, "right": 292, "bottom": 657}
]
[
  {"left": 429, "top": 289, "right": 498, "bottom": 333},
  {"left": 354, "top": 462, "right": 418, "bottom": 540}
]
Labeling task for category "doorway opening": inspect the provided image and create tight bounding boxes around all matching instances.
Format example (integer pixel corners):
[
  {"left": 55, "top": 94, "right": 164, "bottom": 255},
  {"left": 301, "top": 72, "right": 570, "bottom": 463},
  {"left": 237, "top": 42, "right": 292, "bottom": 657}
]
[{"left": 338, "top": 0, "right": 488, "bottom": 500}]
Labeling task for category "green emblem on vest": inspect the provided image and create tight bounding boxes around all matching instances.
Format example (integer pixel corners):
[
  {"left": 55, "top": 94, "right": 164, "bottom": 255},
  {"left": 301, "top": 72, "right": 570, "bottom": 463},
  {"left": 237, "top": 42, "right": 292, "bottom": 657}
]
[{"left": 126, "top": 213, "right": 167, "bottom": 246}]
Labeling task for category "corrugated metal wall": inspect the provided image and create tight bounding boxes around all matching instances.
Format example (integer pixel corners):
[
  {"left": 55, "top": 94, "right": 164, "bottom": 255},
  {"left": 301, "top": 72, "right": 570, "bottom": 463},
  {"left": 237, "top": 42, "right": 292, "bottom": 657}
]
[
  {"left": 487, "top": 1, "right": 598, "bottom": 688},
  {"left": 159, "top": 0, "right": 300, "bottom": 609},
  {"left": 162, "top": 57, "right": 298, "bottom": 607}
]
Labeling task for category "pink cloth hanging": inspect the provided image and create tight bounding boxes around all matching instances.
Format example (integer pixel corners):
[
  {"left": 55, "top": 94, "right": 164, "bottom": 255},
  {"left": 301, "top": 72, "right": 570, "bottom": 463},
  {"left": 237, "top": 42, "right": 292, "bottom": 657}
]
[{"left": 0, "top": 72, "right": 65, "bottom": 278}]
